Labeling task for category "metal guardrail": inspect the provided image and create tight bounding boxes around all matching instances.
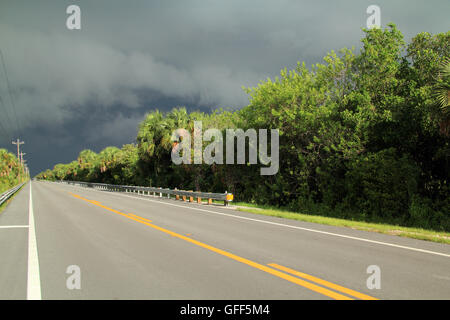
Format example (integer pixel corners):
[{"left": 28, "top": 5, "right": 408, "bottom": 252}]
[
  {"left": 59, "top": 180, "right": 234, "bottom": 206},
  {"left": 0, "top": 182, "right": 26, "bottom": 207}
]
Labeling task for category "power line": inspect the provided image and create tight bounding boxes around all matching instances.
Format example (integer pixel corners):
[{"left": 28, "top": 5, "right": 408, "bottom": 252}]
[
  {"left": 0, "top": 117, "right": 9, "bottom": 141},
  {"left": 0, "top": 107, "right": 10, "bottom": 141},
  {"left": 0, "top": 48, "right": 22, "bottom": 138},
  {"left": 0, "top": 88, "right": 13, "bottom": 141}
]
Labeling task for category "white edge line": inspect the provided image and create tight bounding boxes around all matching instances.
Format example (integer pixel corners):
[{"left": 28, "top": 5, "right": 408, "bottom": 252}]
[
  {"left": 27, "top": 182, "right": 42, "bottom": 300},
  {"left": 54, "top": 182, "right": 450, "bottom": 259},
  {"left": 0, "top": 225, "right": 29, "bottom": 228}
]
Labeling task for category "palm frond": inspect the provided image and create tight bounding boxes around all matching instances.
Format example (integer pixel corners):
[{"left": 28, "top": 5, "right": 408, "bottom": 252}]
[{"left": 434, "top": 58, "right": 450, "bottom": 115}]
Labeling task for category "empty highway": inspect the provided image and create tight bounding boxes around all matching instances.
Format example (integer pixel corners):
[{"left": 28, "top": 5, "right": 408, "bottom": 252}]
[{"left": 0, "top": 181, "right": 449, "bottom": 300}]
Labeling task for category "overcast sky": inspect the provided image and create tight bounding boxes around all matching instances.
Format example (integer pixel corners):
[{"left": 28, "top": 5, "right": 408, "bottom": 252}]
[{"left": 0, "top": 0, "right": 449, "bottom": 175}]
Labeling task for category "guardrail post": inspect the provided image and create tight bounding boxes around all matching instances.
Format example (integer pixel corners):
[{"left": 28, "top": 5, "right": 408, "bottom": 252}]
[
  {"left": 224, "top": 191, "right": 229, "bottom": 206},
  {"left": 159, "top": 188, "right": 162, "bottom": 198}
]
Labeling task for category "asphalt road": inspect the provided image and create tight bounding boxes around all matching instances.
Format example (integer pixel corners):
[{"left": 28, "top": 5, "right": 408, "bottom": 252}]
[{"left": 0, "top": 181, "right": 449, "bottom": 300}]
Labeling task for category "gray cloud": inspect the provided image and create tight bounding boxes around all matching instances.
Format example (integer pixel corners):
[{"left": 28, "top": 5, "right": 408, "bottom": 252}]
[
  {"left": 83, "top": 113, "right": 144, "bottom": 145},
  {"left": 0, "top": 24, "right": 261, "bottom": 130}
]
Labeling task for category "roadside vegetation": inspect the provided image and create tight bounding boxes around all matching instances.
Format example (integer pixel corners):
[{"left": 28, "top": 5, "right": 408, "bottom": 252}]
[
  {"left": 37, "top": 25, "right": 450, "bottom": 233},
  {"left": 0, "top": 149, "right": 26, "bottom": 214},
  {"left": 0, "top": 149, "right": 24, "bottom": 194}
]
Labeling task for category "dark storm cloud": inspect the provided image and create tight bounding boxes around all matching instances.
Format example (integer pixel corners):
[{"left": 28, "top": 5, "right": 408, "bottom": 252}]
[{"left": 0, "top": 0, "right": 448, "bottom": 175}]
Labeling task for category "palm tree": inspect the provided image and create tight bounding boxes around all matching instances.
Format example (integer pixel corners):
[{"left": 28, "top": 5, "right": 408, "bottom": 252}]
[
  {"left": 77, "top": 149, "right": 99, "bottom": 181},
  {"left": 434, "top": 58, "right": 450, "bottom": 136},
  {"left": 435, "top": 58, "right": 450, "bottom": 112},
  {"left": 0, "top": 149, "right": 19, "bottom": 182},
  {"left": 99, "top": 147, "right": 121, "bottom": 173}
]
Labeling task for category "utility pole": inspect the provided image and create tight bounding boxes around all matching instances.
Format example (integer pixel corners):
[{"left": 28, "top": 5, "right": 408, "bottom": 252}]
[
  {"left": 23, "top": 161, "right": 28, "bottom": 180},
  {"left": 20, "top": 152, "right": 26, "bottom": 165},
  {"left": 12, "top": 139, "right": 24, "bottom": 182},
  {"left": 20, "top": 152, "right": 26, "bottom": 180}
]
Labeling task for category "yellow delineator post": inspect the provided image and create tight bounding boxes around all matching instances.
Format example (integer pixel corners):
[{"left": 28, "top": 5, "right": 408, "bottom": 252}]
[
  {"left": 225, "top": 192, "right": 234, "bottom": 206},
  {"left": 197, "top": 197, "right": 201, "bottom": 204},
  {"left": 175, "top": 188, "right": 180, "bottom": 200},
  {"left": 189, "top": 191, "right": 194, "bottom": 203},
  {"left": 208, "top": 198, "right": 212, "bottom": 205}
]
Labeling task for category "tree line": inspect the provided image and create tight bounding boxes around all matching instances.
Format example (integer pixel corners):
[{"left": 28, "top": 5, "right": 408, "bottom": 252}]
[{"left": 37, "top": 25, "right": 450, "bottom": 231}]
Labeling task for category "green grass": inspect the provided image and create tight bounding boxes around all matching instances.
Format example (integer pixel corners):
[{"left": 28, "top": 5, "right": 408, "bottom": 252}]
[{"left": 232, "top": 202, "right": 450, "bottom": 245}]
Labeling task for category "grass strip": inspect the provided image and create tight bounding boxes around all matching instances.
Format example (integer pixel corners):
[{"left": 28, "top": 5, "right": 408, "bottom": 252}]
[{"left": 233, "top": 203, "right": 450, "bottom": 245}]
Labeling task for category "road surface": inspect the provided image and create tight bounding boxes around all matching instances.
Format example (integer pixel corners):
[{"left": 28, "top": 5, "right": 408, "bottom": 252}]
[{"left": 0, "top": 181, "right": 449, "bottom": 299}]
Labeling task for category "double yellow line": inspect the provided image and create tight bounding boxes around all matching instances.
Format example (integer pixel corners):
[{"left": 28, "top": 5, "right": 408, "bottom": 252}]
[
  {"left": 69, "top": 192, "right": 378, "bottom": 300},
  {"left": 268, "top": 263, "right": 377, "bottom": 300}
]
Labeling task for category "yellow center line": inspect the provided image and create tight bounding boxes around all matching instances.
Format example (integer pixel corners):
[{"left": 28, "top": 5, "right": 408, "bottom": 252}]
[
  {"left": 68, "top": 192, "right": 370, "bottom": 300},
  {"left": 128, "top": 213, "right": 152, "bottom": 222},
  {"left": 268, "top": 263, "right": 378, "bottom": 300}
]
